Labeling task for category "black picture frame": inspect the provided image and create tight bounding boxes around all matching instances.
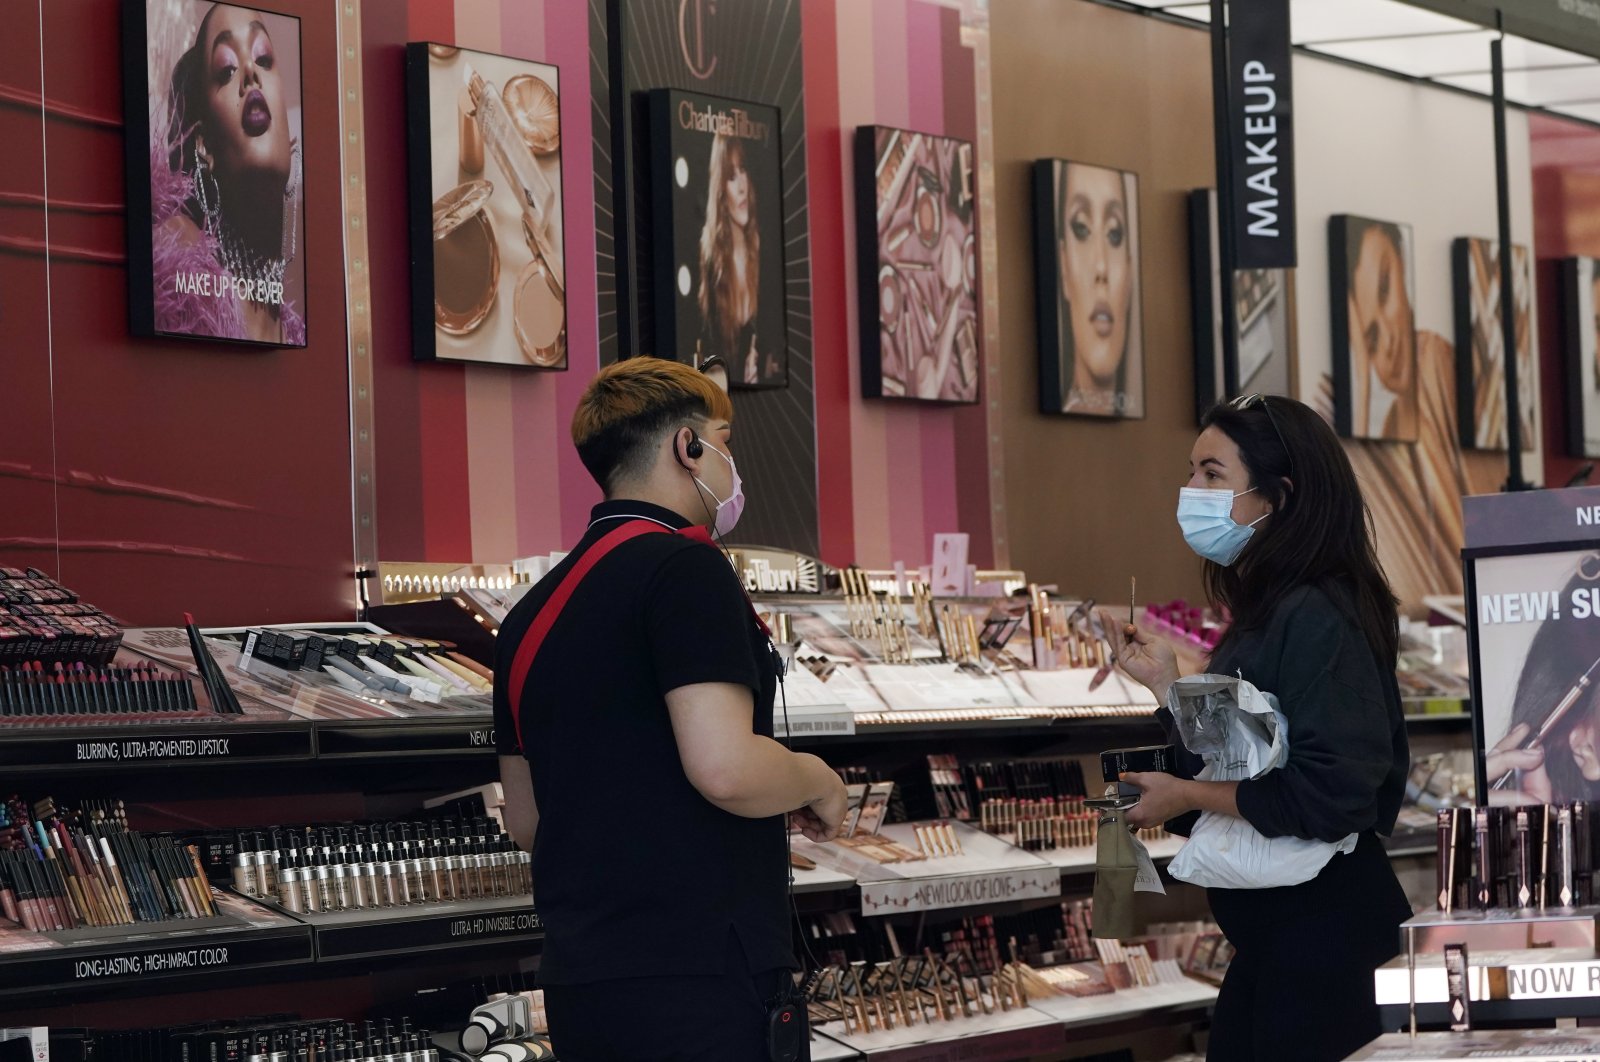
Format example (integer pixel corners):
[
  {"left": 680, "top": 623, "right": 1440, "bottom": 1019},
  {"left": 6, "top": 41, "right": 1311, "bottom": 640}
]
[
  {"left": 853, "top": 125, "right": 981, "bottom": 405},
  {"left": 1564, "top": 257, "right": 1600, "bottom": 460},
  {"left": 1453, "top": 236, "right": 1535, "bottom": 453},
  {"left": 1328, "top": 213, "right": 1417, "bottom": 442},
  {"left": 121, "top": 0, "right": 309, "bottom": 348},
  {"left": 404, "top": 42, "right": 568, "bottom": 369},
  {"left": 1465, "top": 540, "right": 1600, "bottom": 806},
  {"left": 647, "top": 89, "right": 787, "bottom": 389},
  {"left": 1032, "top": 158, "right": 1144, "bottom": 419}
]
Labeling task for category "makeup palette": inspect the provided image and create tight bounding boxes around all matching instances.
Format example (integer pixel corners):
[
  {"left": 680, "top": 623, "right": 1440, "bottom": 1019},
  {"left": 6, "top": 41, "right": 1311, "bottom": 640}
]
[{"left": 0, "top": 568, "right": 122, "bottom": 667}]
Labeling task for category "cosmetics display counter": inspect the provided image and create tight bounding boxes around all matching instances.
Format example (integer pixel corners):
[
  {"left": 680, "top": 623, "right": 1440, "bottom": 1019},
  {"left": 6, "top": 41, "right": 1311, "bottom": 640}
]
[
  {"left": 0, "top": 887, "right": 314, "bottom": 998},
  {"left": 812, "top": 1004, "right": 1061, "bottom": 1061},
  {"left": 1350, "top": 1030, "right": 1600, "bottom": 1061},
  {"left": 1024, "top": 974, "right": 1219, "bottom": 1031},
  {"left": 1375, "top": 945, "right": 1600, "bottom": 1028},
  {"left": 796, "top": 820, "right": 1063, "bottom": 917}
]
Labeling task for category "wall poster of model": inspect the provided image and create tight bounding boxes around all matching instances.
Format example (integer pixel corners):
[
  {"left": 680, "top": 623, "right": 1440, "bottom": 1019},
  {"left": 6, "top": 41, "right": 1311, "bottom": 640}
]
[
  {"left": 405, "top": 43, "right": 566, "bottom": 368},
  {"left": 122, "top": 0, "right": 307, "bottom": 347},
  {"left": 1329, "top": 215, "right": 1419, "bottom": 442},
  {"left": 854, "top": 126, "right": 981, "bottom": 404},
  {"left": 1188, "top": 188, "right": 1293, "bottom": 420},
  {"left": 1033, "top": 159, "right": 1144, "bottom": 419},
  {"left": 1453, "top": 237, "right": 1537, "bottom": 453},
  {"left": 650, "top": 90, "right": 786, "bottom": 388},
  {"left": 1565, "top": 258, "right": 1600, "bottom": 460},
  {"left": 1473, "top": 549, "right": 1600, "bottom": 806}
]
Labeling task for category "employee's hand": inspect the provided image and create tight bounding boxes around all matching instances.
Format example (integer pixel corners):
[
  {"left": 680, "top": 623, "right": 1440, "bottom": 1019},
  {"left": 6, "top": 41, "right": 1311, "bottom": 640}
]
[
  {"left": 1485, "top": 723, "right": 1553, "bottom": 806},
  {"left": 1100, "top": 610, "right": 1179, "bottom": 703},
  {"left": 1122, "top": 771, "right": 1193, "bottom": 830},
  {"left": 795, "top": 761, "right": 849, "bottom": 842}
]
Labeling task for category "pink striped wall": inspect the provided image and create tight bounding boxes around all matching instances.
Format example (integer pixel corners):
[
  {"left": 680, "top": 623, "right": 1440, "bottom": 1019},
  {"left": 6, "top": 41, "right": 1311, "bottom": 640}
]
[
  {"left": 367, "top": 0, "right": 997, "bottom": 571},
  {"left": 365, "top": 0, "right": 602, "bottom": 567}
]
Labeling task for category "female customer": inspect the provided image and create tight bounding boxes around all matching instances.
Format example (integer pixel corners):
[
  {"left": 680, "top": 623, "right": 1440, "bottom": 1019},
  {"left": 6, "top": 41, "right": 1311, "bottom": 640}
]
[
  {"left": 1112, "top": 394, "right": 1411, "bottom": 1061},
  {"left": 1054, "top": 161, "right": 1136, "bottom": 417},
  {"left": 697, "top": 134, "right": 776, "bottom": 385},
  {"left": 156, "top": 3, "right": 304, "bottom": 345}
]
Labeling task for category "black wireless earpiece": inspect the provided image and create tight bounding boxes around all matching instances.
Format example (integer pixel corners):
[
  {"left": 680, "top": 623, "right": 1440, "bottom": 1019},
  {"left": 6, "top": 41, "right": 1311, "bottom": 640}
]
[{"left": 676, "top": 428, "right": 703, "bottom": 468}]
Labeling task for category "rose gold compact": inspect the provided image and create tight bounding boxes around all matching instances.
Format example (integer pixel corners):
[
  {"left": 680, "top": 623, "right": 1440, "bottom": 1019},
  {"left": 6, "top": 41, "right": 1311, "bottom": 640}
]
[
  {"left": 427, "top": 43, "right": 459, "bottom": 60},
  {"left": 514, "top": 215, "right": 566, "bottom": 367},
  {"left": 503, "top": 74, "right": 561, "bottom": 156},
  {"left": 432, "top": 179, "right": 500, "bottom": 335}
]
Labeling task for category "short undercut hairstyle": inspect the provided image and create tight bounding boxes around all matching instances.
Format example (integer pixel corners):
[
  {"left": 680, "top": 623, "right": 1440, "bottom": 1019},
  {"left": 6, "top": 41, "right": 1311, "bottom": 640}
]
[{"left": 572, "top": 357, "right": 734, "bottom": 494}]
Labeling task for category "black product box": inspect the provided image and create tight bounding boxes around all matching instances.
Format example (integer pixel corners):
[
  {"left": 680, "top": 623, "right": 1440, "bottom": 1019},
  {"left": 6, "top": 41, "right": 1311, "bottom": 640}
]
[
  {"left": 1100, "top": 744, "right": 1178, "bottom": 783},
  {"left": 299, "top": 632, "right": 343, "bottom": 673}
]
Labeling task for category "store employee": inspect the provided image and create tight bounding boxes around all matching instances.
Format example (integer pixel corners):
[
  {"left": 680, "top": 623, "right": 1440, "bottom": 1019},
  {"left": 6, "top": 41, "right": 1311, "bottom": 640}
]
[{"left": 494, "top": 357, "right": 848, "bottom": 1062}]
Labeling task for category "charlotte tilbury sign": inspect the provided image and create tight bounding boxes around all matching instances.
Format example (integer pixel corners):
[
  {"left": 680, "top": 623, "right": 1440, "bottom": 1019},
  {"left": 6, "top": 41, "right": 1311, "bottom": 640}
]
[{"left": 728, "top": 548, "right": 823, "bottom": 594}]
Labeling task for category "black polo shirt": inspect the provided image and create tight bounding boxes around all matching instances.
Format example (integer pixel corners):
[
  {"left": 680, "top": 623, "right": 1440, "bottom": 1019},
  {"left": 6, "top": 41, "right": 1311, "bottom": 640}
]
[{"left": 493, "top": 500, "right": 789, "bottom": 984}]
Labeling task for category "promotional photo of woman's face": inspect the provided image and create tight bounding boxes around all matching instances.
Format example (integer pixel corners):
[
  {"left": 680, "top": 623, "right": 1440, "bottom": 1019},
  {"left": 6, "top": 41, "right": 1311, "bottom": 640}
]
[
  {"left": 1059, "top": 164, "right": 1132, "bottom": 405},
  {"left": 722, "top": 140, "right": 751, "bottom": 231},
  {"left": 1591, "top": 268, "right": 1599, "bottom": 390},
  {"left": 1347, "top": 222, "right": 1417, "bottom": 438},
  {"left": 195, "top": 6, "right": 292, "bottom": 208}
]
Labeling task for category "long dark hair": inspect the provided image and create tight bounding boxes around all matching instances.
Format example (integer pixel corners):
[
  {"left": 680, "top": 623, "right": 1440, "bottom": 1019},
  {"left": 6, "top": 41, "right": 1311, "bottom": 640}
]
[
  {"left": 1201, "top": 396, "right": 1399, "bottom": 668},
  {"left": 1506, "top": 556, "right": 1600, "bottom": 801}
]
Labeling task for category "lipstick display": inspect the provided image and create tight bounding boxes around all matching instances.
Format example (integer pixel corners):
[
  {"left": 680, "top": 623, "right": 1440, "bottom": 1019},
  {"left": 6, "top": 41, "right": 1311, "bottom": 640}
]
[{"left": 0, "top": 662, "right": 201, "bottom": 722}]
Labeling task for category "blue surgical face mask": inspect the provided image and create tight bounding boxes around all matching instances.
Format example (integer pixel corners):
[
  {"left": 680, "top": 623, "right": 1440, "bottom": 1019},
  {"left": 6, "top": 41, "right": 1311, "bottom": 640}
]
[{"left": 1177, "top": 486, "right": 1268, "bottom": 566}]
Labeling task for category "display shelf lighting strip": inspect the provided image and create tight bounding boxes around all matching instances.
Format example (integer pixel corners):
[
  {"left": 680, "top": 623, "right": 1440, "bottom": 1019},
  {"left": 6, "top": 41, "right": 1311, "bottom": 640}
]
[{"left": 337, "top": 0, "right": 380, "bottom": 607}]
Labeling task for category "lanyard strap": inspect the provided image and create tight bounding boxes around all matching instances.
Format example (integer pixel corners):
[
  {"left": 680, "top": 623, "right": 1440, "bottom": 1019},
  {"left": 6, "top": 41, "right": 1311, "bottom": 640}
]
[{"left": 507, "top": 520, "right": 666, "bottom": 752}]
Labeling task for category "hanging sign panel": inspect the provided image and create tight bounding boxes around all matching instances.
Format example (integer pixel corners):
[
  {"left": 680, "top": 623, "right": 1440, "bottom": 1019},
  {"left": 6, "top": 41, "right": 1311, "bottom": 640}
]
[{"left": 1228, "top": 0, "right": 1297, "bottom": 269}]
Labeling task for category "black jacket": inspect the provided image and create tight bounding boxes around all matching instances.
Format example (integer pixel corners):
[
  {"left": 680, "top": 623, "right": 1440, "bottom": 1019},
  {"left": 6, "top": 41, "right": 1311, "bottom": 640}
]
[{"left": 1160, "top": 582, "right": 1408, "bottom": 844}]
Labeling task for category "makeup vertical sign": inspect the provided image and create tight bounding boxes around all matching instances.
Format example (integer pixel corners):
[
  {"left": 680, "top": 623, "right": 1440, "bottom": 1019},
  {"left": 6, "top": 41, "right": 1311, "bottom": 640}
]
[{"left": 1228, "top": 0, "right": 1296, "bottom": 270}]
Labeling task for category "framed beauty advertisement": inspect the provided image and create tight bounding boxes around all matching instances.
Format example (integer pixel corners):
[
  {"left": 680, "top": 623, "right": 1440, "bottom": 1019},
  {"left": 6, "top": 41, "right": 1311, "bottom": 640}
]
[
  {"left": 405, "top": 43, "right": 567, "bottom": 369},
  {"left": 1328, "top": 215, "right": 1419, "bottom": 442},
  {"left": 121, "top": 0, "right": 308, "bottom": 348},
  {"left": 1033, "top": 159, "right": 1145, "bottom": 419},
  {"left": 649, "top": 90, "right": 786, "bottom": 388},
  {"left": 1188, "top": 189, "right": 1293, "bottom": 422},
  {"left": 1453, "top": 237, "right": 1537, "bottom": 453},
  {"left": 1564, "top": 258, "right": 1600, "bottom": 460},
  {"left": 1468, "top": 546, "right": 1600, "bottom": 807},
  {"left": 853, "top": 126, "right": 981, "bottom": 404}
]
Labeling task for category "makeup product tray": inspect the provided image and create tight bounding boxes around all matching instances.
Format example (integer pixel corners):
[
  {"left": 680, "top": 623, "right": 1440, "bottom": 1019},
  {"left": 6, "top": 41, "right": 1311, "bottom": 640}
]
[
  {"left": 1349, "top": 1029, "right": 1600, "bottom": 1061},
  {"left": 795, "top": 820, "right": 1062, "bottom": 916},
  {"left": 1025, "top": 975, "right": 1218, "bottom": 1029},
  {"left": 1042, "top": 833, "right": 1187, "bottom": 875},
  {"left": 814, "top": 1004, "right": 1060, "bottom": 1058}
]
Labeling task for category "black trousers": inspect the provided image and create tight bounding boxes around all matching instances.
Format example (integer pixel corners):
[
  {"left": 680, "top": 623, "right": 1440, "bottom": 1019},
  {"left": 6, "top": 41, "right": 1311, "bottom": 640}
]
[
  {"left": 544, "top": 933, "right": 801, "bottom": 1062},
  {"left": 1205, "top": 832, "right": 1410, "bottom": 1062}
]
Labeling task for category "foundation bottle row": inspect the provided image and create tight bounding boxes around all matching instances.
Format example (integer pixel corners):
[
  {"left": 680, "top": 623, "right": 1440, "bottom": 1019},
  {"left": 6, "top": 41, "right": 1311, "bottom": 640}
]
[{"left": 230, "top": 819, "right": 530, "bottom": 916}]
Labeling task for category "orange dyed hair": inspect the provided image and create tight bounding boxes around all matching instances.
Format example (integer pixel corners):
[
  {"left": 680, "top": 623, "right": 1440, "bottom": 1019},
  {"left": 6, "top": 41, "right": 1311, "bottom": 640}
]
[{"left": 571, "top": 357, "right": 733, "bottom": 492}]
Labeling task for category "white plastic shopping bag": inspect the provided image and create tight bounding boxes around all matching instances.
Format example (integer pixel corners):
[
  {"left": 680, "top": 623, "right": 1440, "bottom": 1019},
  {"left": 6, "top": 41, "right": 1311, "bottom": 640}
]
[{"left": 1164, "top": 673, "right": 1356, "bottom": 890}]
